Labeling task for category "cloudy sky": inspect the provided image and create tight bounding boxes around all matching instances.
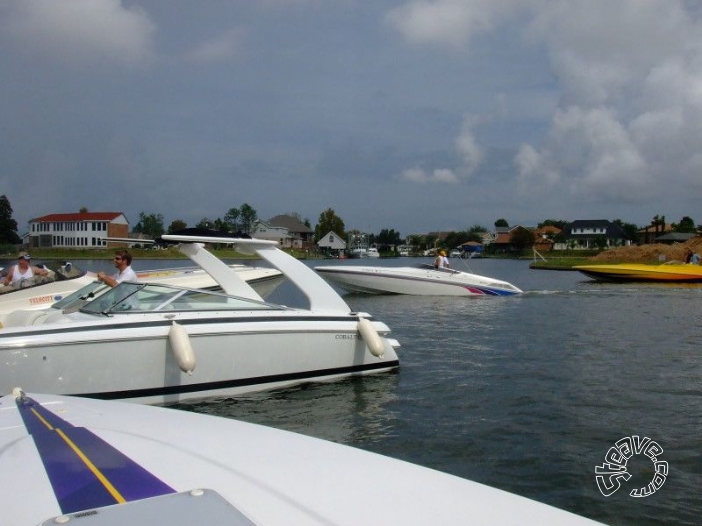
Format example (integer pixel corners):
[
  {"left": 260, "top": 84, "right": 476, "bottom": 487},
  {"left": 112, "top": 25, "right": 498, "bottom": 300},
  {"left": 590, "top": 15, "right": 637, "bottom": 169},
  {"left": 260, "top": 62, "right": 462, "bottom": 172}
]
[{"left": 3, "top": 0, "right": 702, "bottom": 236}]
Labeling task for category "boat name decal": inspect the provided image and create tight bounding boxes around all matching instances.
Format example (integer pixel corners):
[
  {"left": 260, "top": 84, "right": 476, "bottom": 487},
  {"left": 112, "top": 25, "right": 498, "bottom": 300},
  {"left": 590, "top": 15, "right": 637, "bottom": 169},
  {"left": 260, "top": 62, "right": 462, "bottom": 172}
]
[
  {"left": 336, "top": 334, "right": 359, "bottom": 340},
  {"left": 30, "top": 295, "right": 56, "bottom": 305}
]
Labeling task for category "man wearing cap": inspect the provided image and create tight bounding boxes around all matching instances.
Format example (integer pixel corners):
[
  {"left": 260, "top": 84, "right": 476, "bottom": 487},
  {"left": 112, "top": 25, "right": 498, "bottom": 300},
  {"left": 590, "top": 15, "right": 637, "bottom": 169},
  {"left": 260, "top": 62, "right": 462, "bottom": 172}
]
[
  {"left": 2, "top": 252, "right": 49, "bottom": 287},
  {"left": 434, "top": 250, "right": 450, "bottom": 269}
]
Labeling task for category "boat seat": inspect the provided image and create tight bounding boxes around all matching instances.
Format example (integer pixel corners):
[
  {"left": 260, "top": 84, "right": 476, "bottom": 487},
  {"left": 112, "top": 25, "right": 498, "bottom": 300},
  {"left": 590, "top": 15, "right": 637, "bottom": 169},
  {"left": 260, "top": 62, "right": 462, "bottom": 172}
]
[{"left": 3, "top": 309, "right": 48, "bottom": 328}]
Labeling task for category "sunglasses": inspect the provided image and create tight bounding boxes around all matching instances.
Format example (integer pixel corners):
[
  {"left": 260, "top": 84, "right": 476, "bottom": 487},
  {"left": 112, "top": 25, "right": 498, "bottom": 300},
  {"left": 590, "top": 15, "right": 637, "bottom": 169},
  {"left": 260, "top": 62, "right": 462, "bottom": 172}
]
[{"left": 113, "top": 257, "right": 123, "bottom": 261}]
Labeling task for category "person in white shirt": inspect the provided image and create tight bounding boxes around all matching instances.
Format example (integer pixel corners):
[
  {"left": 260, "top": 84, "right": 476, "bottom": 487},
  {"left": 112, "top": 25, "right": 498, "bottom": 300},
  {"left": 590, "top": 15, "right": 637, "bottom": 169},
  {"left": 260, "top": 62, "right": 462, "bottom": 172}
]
[
  {"left": 2, "top": 252, "right": 49, "bottom": 287},
  {"left": 434, "top": 250, "right": 450, "bottom": 269},
  {"left": 97, "top": 250, "right": 138, "bottom": 287}
]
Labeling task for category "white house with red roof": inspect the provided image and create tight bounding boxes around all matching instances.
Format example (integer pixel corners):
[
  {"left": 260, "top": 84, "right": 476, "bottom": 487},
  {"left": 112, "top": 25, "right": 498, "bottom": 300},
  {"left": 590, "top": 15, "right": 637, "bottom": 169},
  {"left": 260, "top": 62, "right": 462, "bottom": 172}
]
[{"left": 28, "top": 212, "right": 129, "bottom": 249}]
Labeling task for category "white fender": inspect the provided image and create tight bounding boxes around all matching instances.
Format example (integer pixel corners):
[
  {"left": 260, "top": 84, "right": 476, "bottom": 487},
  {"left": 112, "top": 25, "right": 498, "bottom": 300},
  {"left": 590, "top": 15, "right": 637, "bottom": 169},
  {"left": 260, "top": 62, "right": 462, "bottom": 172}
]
[
  {"left": 357, "top": 317, "right": 385, "bottom": 358},
  {"left": 168, "top": 321, "right": 196, "bottom": 375}
]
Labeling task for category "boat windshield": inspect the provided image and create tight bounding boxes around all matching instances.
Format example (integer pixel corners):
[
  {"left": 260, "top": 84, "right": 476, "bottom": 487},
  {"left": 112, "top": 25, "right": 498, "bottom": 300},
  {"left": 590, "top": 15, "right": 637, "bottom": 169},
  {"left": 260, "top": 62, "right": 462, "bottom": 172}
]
[
  {"left": 0, "top": 261, "right": 87, "bottom": 296},
  {"left": 79, "top": 282, "right": 285, "bottom": 314},
  {"left": 51, "top": 281, "right": 111, "bottom": 312}
]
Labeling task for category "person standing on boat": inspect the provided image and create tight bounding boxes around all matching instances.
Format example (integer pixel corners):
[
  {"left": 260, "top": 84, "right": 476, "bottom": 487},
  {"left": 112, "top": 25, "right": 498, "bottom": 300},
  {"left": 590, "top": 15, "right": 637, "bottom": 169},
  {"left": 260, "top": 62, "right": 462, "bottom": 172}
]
[
  {"left": 684, "top": 248, "right": 700, "bottom": 264},
  {"left": 2, "top": 252, "right": 49, "bottom": 287},
  {"left": 97, "top": 250, "right": 137, "bottom": 287},
  {"left": 434, "top": 250, "right": 450, "bottom": 269}
]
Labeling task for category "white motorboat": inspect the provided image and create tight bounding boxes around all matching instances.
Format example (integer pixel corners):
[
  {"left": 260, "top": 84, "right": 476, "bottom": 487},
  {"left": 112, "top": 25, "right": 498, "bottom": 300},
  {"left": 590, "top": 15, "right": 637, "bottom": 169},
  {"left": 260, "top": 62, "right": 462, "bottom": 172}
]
[
  {"left": 0, "top": 260, "right": 283, "bottom": 326},
  {"left": 367, "top": 246, "right": 380, "bottom": 258},
  {"left": 1, "top": 390, "right": 604, "bottom": 526},
  {"left": 0, "top": 235, "right": 400, "bottom": 404},
  {"left": 315, "top": 263, "right": 523, "bottom": 296}
]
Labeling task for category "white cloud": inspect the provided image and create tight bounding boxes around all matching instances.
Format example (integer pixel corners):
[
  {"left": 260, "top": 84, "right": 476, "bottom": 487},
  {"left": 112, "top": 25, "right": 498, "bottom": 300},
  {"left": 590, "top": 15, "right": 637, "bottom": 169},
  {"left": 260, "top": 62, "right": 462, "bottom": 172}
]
[
  {"left": 1, "top": 0, "right": 156, "bottom": 67},
  {"left": 397, "top": 113, "right": 483, "bottom": 184},
  {"left": 398, "top": 167, "right": 458, "bottom": 184},
  {"left": 183, "top": 29, "right": 245, "bottom": 64},
  {"left": 454, "top": 115, "right": 483, "bottom": 176},
  {"left": 515, "top": 0, "right": 702, "bottom": 205},
  {"left": 387, "top": 0, "right": 521, "bottom": 48}
]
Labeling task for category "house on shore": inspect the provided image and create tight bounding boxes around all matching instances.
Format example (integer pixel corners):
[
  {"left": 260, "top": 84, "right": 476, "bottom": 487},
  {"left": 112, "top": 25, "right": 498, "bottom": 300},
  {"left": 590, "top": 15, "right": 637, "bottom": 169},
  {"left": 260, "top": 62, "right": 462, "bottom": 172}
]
[
  {"left": 554, "top": 220, "right": 628, "bottom": 250},
  {"left": 317, "top": 231, "right": 346, "bottom": 257},
  {"left": 252, "top": 215, "right": 314, "bottom": 249},
  {"left": 27, "top": 212, "right": 130, "bottom": 250}
]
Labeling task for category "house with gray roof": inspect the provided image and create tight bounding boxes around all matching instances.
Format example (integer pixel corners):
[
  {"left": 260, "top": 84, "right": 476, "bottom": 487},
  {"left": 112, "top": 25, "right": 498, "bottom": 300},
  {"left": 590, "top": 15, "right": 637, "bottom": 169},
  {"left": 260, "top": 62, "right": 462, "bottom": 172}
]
[
  {"left": 317, "top": 231, "right": 346, "bottom": 256},
  {"left": 554, "top": 219, "right": 628, "bottom": 250},
  {"left": 252, "top": 214, "right": 314, "bottom": 249}
]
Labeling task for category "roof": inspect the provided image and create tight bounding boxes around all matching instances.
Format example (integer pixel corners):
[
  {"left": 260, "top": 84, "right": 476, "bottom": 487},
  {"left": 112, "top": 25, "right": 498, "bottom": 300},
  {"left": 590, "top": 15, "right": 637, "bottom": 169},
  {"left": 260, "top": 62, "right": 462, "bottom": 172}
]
[
  {"left": 655, "top": 232, "right": 697, "bottom": 242},
  {"left": 563, "top": 219, "right": 626, "bottom": 238},
  {"left": 31, "top": 212, "right": 125, "bottom": 222},
  {"left": 268, "top": 214, "right": 312, "bottom": 233}
]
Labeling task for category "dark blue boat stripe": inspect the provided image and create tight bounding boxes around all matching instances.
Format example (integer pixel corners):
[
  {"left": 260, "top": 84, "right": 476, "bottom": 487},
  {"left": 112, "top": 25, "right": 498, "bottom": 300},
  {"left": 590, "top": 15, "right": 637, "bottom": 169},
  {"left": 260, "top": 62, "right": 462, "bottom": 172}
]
[
  {"left": 79, "top": 360, "right": 400, "bottom": 400},
  {"left": 16, "top": 396, "right": 175, "bottom": 514}
]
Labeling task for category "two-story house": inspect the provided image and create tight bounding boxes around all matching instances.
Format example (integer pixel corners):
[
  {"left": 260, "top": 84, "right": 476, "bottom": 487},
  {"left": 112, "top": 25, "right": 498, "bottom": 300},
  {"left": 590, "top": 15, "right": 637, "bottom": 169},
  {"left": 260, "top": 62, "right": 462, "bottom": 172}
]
[
  {"left": 555, "top": 219, "right": 627, "bottom": 250},
  {"left": 27, "top": 212, "right": 130, "bottom": 249},
  {"left": 252, "top": 215, "right": 314, "bottom": 249}
]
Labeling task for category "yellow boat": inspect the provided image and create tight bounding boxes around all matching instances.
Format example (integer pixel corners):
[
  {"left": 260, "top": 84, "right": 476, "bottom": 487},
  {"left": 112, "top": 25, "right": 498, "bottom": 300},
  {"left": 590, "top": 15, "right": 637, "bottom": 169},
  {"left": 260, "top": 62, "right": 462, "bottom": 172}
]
[{"left": 574, "top": 263, "right": 702, "bottom": 282}]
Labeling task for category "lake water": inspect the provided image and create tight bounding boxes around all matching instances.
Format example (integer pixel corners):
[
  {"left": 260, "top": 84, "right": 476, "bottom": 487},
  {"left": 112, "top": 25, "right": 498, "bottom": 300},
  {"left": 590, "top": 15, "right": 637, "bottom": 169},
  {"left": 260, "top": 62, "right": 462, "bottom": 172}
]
[{"left": 12, "top": 256, "right": 702, "bottom": 525}]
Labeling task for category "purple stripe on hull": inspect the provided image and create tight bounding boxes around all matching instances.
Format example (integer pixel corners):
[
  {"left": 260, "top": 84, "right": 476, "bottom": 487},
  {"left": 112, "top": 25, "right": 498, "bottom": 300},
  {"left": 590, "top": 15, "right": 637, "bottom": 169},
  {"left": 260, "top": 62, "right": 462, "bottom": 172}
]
[{"left": 16, "top": 396, "right": 175, "bottom": 514}]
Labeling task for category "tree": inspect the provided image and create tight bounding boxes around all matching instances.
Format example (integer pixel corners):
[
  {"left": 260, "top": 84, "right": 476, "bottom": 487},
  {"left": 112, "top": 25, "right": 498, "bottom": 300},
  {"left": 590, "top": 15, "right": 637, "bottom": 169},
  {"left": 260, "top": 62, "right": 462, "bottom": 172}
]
[
  {"left": 239, "top": 203, "right": 257, "bottom": 234},
  {"left": 132, "top": 212, "right": 165, "bottom": 239},
  {"left": 79, "top": 206, "right": 89, "bottom": 214},
  {"left": 167, "top": 219, "right": 187, "bottom": 233},
  {"left": 495, "top": 218, "right": 509, "bottom": 228},
  {"left": 651, "top": 214, "right": 666, "bottom": 235},
  {"left": 223, "top": 207, "right": 240, "bottom": 232},
  {"left": 613, "top": 219, "right": 638, "bottom": 243},
  {"left": 196, "top": 217, "right": 213, "bottom": 229},
  {"left": 537, "top": 219, "right": 569, "bottom": 230},
  {"left": 376, "top": 228, "right": 402, "bottom": 247},
  {"left": 509, "top": 226, "right": 535, "bottom": 253},
  {"left": 673, "top": 216, "right": 696, "bottom": 233},
  {"left": 314, "top": 208, "right": 345, "bottom": 242},
  {"left": 0, "top": 195, "right": 21, "bottom": 245}
]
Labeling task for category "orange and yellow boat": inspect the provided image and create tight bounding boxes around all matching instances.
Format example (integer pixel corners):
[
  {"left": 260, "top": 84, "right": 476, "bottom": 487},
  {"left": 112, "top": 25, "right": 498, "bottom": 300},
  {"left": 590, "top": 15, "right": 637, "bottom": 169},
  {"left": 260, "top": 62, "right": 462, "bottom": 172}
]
[{"left": 574, "top": 263, "right": 702, "bottom": 282}]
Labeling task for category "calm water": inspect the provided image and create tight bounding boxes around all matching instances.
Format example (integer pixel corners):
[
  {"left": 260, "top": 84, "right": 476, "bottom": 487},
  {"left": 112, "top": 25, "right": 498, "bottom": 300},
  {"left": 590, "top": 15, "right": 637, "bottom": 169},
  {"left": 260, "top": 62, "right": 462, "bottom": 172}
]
[{"left": 16, "top": 256, "right": 702, "bottom": 525}]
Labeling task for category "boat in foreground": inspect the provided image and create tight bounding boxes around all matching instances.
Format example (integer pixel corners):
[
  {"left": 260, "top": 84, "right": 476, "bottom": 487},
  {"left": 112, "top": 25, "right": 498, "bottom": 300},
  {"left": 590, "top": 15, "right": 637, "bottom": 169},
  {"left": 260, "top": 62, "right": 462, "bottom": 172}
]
[
  {"left": 574, "top": 262, "right": 702, "bottom": 282},
  {"left": 0, "top": 260, "right": 283, "bottom": 326},
  {"left": 0, "top": 235, "right": 400, "bottom": 404},
  {"left": 315, "top": 264, "right": 523, "bottom": 296},
  {"left": 0, "top": 390, "right": 604, "bottom": 525}
]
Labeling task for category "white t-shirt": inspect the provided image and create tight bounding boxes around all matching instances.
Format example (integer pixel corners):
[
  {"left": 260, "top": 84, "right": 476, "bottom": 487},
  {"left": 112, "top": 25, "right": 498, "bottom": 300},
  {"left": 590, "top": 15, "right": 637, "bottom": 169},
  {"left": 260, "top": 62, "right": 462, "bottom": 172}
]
[
  {"left": 113, "top": 265, "right": 138, "bottom": 283},
  {"left": 9, "top": 265, "right": 34, "bottom": 285}
]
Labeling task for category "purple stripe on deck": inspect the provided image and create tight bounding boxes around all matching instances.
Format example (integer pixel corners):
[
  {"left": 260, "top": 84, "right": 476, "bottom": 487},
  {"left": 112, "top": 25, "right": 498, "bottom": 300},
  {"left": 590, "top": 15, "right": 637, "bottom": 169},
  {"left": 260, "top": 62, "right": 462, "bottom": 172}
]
[{"left": 16, "top": 396, "right": 175, "bottom": 514}]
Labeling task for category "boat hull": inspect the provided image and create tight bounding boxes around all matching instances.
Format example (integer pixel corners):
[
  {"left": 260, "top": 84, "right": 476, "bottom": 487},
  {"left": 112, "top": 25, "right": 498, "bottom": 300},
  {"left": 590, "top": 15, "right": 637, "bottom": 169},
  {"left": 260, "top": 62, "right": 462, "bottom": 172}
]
[
  {"left": 0, "top": 392, "right": 604, "bottom": 526},
  {"left": 315, "top": 266, "right": 522, "bottom": 296},
  {"left": 574, "top": 263, "right": 702, "bottom": 282},
  {"left": 0, "top": 314, "right": 399, "bottom": 404}
]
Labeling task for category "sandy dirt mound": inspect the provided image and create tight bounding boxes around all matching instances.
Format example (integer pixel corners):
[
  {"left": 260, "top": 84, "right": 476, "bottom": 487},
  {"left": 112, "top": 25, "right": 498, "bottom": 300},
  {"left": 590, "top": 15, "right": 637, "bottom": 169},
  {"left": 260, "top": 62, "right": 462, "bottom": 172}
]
[{"left": 588, "top": 236, "right": 702, "bottom": 263}]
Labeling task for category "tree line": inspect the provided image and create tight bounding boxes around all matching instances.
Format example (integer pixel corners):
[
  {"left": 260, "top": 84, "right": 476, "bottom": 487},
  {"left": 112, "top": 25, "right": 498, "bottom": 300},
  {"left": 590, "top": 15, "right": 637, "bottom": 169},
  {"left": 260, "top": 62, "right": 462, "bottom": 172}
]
[{"left": 0, "top": 194, "right": 698, "bottom": 252}]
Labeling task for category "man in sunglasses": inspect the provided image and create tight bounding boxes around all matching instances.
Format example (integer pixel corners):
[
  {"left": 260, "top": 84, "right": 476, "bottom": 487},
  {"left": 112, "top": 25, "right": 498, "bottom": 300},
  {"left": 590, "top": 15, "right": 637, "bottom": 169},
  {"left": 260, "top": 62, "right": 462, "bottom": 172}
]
[{"left": 97, "top": 250, "right": 138, "bottom": 288}]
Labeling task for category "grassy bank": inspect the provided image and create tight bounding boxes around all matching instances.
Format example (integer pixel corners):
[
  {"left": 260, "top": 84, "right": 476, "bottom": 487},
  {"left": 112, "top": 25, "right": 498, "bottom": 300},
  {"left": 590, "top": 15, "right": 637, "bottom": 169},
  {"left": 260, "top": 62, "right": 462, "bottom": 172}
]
[{"left": 528, "top": 250, "right": 598, "bottom": 270}]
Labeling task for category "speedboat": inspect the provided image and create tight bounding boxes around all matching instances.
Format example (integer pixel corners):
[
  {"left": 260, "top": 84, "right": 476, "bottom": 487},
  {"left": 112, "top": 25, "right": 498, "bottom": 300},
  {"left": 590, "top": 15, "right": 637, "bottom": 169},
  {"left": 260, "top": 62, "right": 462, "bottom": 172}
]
[
  {"left": 1, "top": 389, "right": 604, "bottom": 526},
  {"left": 0, "top": 235, "right": 400, "bottom": 404},
  {"left": 367, "top": 247, "right": 380, "bottom": 258},
  {"left": 0, "top": 260, "right": 283, "bottom": 325},
  {"left": 315, "top": 264, "right": 523, "bottom": 296},
  {"left": 574, "top": 262, "right": 702, "bottom": 282}
]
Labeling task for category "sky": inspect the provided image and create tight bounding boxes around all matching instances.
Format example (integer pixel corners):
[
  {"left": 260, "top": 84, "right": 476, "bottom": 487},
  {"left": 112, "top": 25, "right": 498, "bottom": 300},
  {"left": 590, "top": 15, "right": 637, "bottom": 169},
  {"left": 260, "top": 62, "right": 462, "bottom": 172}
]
[{"left": 2, "top": 0, "right": 702, "bottom": 237}]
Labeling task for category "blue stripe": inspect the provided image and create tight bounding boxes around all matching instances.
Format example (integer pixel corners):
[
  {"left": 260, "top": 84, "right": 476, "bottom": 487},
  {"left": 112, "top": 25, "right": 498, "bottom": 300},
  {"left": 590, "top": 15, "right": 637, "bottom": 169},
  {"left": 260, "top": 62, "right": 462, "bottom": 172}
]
[{"left": 16, "top": 396, "right": 175, "bottom": 514}]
